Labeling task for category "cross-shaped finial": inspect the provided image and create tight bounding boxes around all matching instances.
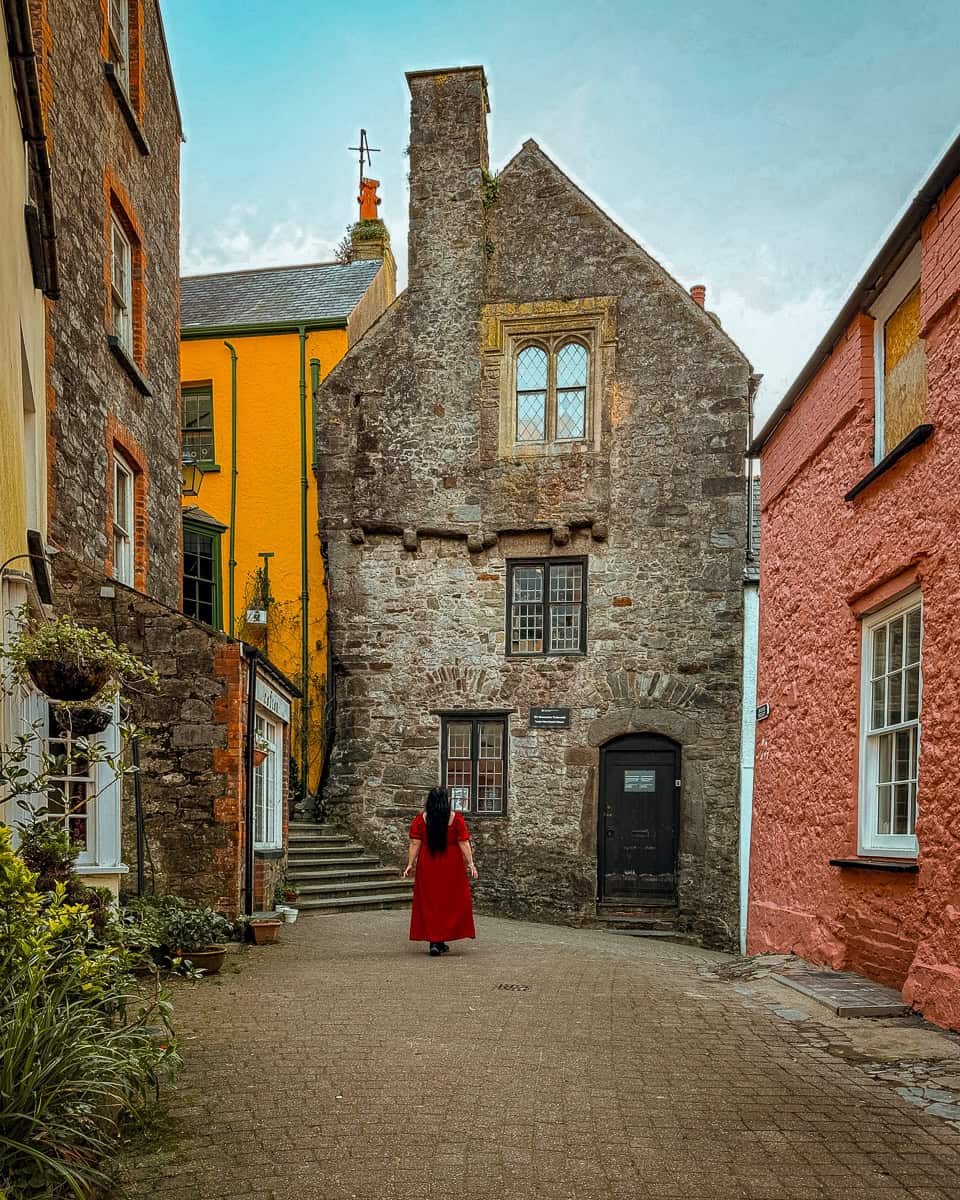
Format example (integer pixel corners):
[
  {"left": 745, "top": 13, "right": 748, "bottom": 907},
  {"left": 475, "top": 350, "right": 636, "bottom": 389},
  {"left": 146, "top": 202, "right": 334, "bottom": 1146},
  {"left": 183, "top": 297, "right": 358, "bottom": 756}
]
[{"left": 348, "top": 129, "right": 381, "bottom": 216}]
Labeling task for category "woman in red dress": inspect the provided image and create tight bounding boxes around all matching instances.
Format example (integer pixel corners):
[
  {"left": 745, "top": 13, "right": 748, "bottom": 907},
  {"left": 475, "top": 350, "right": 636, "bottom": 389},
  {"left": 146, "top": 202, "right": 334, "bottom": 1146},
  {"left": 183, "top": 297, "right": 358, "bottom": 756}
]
[{"left": 403, "top": 787, "right": 477, "bottom": 955}]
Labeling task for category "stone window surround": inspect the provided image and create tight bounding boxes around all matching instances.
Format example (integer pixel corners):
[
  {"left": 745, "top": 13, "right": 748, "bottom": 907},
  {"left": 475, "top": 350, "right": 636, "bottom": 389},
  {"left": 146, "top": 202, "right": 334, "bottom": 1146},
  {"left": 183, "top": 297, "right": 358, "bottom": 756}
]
[
  {"left": 105, "top": 414, "right": 149, "bottom": 590},
  {"left": 857, "top": 588, "right": 922, "bottom": 859},
  {"left": 104, "top": 170, "right": 147, "bottom": 371},
  {"left": 481, "top": 297, "right": 616, "bottom": 460}
]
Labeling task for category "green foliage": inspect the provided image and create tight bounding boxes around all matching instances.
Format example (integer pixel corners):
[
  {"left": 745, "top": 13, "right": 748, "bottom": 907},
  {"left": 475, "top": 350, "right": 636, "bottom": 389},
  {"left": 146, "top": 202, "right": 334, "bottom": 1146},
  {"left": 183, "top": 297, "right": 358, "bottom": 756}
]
[
  {"left": 350, "top": 218, "right": 388, "bottom": 243},
  {"left": 1, "top": 610, "right": 158, "bottom": 700},
  {"left": 481, "top": 168, "right": 499, "bottom": 209},
  {"left": 0, "top": 828, "right": 179, "bottom": 1199},
  {"left": 122, "top": 894, "right": 234, "bottom": 959}
]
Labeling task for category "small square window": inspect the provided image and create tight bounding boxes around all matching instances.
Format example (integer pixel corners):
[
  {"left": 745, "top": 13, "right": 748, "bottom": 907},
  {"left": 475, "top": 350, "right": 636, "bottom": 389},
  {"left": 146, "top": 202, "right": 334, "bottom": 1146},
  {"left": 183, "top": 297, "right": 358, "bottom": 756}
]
[
  {"left": 508, "top": 558, "right": 587, "bottom": 656},
  {"left": 441, "top": 716, "right": 508, "bottom": 816}
]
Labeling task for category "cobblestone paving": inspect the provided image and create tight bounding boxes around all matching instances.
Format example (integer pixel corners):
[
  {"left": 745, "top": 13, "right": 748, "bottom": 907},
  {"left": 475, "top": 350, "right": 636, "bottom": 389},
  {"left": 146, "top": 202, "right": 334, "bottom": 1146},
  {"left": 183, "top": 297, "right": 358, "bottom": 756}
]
[{"left": 120, "top": 913, "right": 960, "bottom": 1200}]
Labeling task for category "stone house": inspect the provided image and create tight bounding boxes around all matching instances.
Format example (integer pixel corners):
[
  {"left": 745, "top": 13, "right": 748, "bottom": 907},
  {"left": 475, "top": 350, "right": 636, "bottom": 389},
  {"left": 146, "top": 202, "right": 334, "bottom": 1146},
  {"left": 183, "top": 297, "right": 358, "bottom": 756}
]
[
  {"left": 748, "top": 130, "right": 960, "bottom": 1029},
  {"left": 315, "top": 66, "right": 757, "bottom": 946},
  {"left": 0, "top": 0, "right": 296, "bottom": 915}
]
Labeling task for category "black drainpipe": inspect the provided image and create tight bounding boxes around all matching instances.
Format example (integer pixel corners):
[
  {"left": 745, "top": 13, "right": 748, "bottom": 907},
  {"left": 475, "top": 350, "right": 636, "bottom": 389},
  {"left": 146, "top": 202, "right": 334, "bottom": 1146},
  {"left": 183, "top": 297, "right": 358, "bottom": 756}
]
[{"left": 243, "top": 648, "right": 260, "bottom": 918}]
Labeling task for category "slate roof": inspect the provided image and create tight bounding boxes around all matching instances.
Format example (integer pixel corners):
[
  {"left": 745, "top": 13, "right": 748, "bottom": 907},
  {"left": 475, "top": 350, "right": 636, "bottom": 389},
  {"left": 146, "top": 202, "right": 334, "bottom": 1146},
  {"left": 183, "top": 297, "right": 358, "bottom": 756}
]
[{"left": 180, "top": 259, "right": 383, "bottom": 330}]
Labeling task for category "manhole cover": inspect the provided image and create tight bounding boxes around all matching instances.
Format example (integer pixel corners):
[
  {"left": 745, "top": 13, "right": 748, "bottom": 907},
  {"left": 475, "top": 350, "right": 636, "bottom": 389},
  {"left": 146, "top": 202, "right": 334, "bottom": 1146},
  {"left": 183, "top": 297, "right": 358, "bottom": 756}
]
[{"left": 495, "top": 983, "right": 529, "bottom": 992}]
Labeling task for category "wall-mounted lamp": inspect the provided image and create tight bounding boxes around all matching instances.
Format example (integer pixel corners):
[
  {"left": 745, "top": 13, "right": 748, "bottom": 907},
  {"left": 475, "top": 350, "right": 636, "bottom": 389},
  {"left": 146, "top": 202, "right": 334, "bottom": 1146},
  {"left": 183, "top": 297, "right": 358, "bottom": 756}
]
[{"left": 181, "top": 451, "right": 207, "bottom": 497}]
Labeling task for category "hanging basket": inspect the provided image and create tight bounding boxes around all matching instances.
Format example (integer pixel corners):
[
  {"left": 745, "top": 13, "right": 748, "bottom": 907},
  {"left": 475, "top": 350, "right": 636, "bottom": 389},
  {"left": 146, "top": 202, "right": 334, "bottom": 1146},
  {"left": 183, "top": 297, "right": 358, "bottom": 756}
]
[
  {"left": 252, "top": 748, "right": 268, "bottom": 767},
  {"left": 25, "top": 658, "right": 111, "bottom": 702},
  {"left": 50, "top": 702, "right": 114, "bottom": 736}
]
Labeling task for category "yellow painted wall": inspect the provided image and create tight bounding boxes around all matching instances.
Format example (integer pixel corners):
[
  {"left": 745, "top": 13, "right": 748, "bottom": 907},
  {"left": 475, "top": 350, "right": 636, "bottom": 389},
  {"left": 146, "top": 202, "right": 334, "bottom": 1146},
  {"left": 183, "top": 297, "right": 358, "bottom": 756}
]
[
  {"left": 180, "top": 328, "right": 348, "bottom": 794},
  {"left": 1, "top": 42, "right": 47, "bottom": 571}
]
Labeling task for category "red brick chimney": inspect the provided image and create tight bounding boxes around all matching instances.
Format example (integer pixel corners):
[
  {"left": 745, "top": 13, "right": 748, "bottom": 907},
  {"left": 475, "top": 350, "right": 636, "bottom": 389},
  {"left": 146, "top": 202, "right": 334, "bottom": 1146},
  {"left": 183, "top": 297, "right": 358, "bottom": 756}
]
[{"left": 690, "top": 284, "right": 706, "bottom": 309}]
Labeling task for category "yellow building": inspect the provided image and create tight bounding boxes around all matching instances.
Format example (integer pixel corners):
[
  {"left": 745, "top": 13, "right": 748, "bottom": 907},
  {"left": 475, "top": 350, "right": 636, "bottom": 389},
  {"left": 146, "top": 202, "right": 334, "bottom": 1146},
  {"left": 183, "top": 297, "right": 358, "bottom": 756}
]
[
  {"left": 179, "top": 229, "right": 395, "bottom": 798},
  {"left": 1, "top": 2, "right": 57, "bottom": 624}
]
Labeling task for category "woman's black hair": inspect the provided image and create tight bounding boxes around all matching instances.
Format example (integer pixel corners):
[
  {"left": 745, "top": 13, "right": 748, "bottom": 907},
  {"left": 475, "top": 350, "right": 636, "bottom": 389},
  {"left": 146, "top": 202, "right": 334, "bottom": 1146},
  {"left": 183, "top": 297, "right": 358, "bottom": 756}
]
[{"left": 425, "top": 786, "right": 451, "bottom": 855}]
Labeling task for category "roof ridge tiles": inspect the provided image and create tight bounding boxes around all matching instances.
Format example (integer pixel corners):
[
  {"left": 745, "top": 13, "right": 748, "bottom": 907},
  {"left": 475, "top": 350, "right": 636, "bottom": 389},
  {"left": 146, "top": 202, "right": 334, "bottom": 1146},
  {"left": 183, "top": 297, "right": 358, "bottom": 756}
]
[{"left": 181, "top": 258, "right": 373, "bottom": 281}]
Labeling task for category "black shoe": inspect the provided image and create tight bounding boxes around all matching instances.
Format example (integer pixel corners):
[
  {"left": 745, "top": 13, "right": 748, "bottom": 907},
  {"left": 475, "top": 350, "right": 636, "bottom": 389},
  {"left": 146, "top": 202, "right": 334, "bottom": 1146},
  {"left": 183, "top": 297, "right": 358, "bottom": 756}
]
[
  {"left": 429, "top": 943, "right": 441, "bottom": 956},
  {"left": 438, "top": 942, "right": 450, "bottom": 954}
]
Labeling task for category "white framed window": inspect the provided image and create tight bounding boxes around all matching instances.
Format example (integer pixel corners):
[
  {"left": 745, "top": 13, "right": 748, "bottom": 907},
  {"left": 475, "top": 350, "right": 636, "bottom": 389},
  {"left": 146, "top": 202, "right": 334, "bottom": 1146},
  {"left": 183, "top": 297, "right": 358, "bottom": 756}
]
[
  {"left": 113, "top": 452, "right": 135, "bottom": 585},
  {"left": 108, "top": 0, "right": 130, "bottom": 94},
  {"left": 111, "top": 217, "right": 133, "bottom": 353},
  {"left": 859, "top": 592, "right": 922, "bottom": 857},
  {"left": 253, "top": 711, "right": 282, "bottom": 850},
  {"left": 870, "top": 242, "right": 927, "bottom": 464}
]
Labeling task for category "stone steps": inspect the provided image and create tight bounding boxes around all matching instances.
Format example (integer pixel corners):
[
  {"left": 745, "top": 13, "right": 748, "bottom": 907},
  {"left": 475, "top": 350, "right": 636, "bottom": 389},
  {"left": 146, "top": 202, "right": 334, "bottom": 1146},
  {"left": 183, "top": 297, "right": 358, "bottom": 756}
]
[
  {"left": 285, "top": 822, "right": 411, "bottom": 913},
  {"left": 595, "top": 902, "right": 699, "bottom": 945}
]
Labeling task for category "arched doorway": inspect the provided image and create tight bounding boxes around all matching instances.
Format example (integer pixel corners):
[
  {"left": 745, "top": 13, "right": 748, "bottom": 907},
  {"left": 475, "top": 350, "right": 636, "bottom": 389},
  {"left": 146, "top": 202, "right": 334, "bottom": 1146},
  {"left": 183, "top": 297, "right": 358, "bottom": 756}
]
[{"left": 598, "top": 733, "right": 680, "bottom": 902}]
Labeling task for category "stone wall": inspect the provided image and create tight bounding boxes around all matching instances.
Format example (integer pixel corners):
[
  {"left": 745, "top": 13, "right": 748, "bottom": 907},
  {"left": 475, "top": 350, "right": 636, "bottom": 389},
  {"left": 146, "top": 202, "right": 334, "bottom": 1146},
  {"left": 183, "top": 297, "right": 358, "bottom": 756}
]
[
  {"left": 316, "top": 67, "right": 753, "bottom": 945},
  {"left": 54, "top": 553, "right": 289, "bottom": 916},
  {"left": 43, "top": 0, "right": 182, "bottom": 606}
]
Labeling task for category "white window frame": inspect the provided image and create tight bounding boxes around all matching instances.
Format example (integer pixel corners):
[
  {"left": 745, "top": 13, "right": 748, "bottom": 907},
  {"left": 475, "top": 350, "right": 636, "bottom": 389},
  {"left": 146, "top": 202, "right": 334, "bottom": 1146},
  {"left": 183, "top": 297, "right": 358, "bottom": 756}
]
[
  {"left": 858, "top": 591, "right": 922, "bottom": 858},
  {"left": 253, "top": 709, "right": 283, "bottom": 851},
  {"left": 869, "top": 241, "right": 921, "bottom": 465},
  {"left": 108, "top": 0, "right": 130, "bottom": 94},
  {"left": 113, "top": 452, "right": 135, "bottom": 586},
  {"left": 111, "top": 217, "right": 133, "bottom": 354}
]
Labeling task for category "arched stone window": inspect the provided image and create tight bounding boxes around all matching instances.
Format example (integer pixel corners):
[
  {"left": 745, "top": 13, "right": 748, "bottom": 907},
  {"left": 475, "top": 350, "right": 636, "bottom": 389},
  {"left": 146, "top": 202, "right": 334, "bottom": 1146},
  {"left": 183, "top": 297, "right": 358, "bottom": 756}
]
[{"left": 513, "top": 338, "right": 590, "bottom": 445}]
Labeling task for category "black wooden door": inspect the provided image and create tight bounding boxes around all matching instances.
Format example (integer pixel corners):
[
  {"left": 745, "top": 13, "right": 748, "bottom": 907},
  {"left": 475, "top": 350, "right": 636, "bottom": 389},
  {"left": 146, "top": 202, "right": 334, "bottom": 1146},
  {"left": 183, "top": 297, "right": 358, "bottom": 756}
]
[{"left": 598, "top": 734, "right": 679, "bottom": 900}]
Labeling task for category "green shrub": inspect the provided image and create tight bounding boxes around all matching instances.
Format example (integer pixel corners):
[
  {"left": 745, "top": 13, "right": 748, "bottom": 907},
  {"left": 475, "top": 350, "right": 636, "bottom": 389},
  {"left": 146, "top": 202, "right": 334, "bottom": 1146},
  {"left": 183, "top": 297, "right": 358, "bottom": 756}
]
[{"left": 0, "top": 828, "right": 179, "bottom": 1199}]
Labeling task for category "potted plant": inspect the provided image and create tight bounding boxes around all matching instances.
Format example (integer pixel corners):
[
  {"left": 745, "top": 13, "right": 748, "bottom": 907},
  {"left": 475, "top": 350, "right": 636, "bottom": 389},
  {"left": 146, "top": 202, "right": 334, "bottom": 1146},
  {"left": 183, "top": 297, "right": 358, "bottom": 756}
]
[
  {"left": 49, "top": 701, "right": 114, "bottom": 736},
  {"left": 163, "top": 902, "right": 234, "bottom": 975},
  {"left": 282, "top": 881, "right": 300, "bottom": 905},
  {"left": 248, "top": 916, "right": 283, "bottom": 944},
  {"left": 252, "top": 735, "right": 270, "bottom": 767},
  {"left": 3, "top": 612, "right": 158, "bottom": 702}
]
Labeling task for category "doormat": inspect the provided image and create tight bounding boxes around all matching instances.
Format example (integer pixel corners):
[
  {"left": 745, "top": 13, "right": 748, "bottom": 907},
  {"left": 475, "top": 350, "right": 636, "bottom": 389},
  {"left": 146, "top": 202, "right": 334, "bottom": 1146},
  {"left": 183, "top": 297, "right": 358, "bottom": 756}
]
[{"left": 772, "top": 963, "right": 910, "bottom": 1018}]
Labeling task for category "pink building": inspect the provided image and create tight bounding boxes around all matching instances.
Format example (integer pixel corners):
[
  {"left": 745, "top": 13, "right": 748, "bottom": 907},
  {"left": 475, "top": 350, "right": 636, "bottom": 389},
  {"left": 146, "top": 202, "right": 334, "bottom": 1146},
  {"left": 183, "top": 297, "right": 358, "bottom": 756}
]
[{"left": 748, "top": 131, "right": 960, "bottom": 1031}]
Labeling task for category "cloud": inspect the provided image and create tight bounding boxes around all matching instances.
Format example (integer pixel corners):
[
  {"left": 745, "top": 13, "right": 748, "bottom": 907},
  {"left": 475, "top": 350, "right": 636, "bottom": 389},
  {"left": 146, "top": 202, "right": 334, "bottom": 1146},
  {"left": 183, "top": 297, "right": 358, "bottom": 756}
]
[
  {"left": 181, "top": 204, "right": 341, "bottom": 275},
  {"left": 711, "top": 278, "right": 845, "bottom": 427}
]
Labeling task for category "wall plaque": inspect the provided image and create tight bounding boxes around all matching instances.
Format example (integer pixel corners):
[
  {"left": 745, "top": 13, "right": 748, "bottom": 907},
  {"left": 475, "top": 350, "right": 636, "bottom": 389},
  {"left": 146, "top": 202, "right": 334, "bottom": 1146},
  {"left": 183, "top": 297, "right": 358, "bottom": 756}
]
[
  {"left": 530, "top": 706, "right": 571, "bottom": 730},
  {"left": 756, "top": 703, "right": 770, "bottom": 722},
  {"left": 624, "top": 769, "right": 656, "bottom": 793}
]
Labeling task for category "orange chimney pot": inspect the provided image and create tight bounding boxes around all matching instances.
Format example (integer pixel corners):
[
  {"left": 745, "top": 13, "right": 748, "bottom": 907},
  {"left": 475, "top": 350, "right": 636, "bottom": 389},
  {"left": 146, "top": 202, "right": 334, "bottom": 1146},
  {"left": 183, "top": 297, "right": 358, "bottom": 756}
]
[{"left": 359, "top": 177, "right": 381, "bottom": 221}]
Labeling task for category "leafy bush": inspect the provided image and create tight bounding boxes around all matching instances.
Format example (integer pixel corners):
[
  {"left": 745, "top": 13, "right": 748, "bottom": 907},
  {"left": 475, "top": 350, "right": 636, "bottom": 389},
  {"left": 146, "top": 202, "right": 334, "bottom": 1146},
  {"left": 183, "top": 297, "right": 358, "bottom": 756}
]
[
  {"left": 0, "top": 827, "right": 179, "bottom": 1199},
  {"left": 122, "top": 894, "right": 235, "bottom": 961}
]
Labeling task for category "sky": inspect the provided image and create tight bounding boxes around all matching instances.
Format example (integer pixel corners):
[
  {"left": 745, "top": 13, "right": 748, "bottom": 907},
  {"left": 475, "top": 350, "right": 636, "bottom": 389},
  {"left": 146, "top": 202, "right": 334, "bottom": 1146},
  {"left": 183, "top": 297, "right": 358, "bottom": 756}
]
[{"left": 164, "top": 0, "right": 960, "bottom": 425}]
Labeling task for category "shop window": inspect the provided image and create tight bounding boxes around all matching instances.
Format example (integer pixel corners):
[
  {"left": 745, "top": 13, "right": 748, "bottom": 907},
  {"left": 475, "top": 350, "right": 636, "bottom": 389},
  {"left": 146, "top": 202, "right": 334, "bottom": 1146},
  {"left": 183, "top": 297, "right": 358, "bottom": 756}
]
[
  {"left": 507, "top": 558, "right": 587, "bottom": 656},
  {"left": 254, "top": 712, "right": 282, "bottom": 850},
  {"left": 182, "top": 385, "right": 215, "bottom": 464},
  {"left": 514, "top": 338, "right": 590, "bottom": 446},
  {"left": 440, "top": 715, "right": 507, "bottom": 816},
  {"left": 859, "top": 593, "right": 922, "bottom": 856},
  {"left": 871, "top": 243, "right": 927, "bottom": 462},
  {"left": 183, "top": 521, "right": 222, "bottom": 628},
  {"left": 112, "top": 452, "right": 135, "bottom": 586}
]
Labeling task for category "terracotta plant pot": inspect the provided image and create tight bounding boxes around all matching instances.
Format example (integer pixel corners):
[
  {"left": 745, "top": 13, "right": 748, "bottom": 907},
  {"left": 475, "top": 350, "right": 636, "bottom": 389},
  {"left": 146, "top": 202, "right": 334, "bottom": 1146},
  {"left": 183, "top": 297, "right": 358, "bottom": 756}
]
[
  {"left": 25, "top": 658, "right": 111, "bottom": 702},
  {"left": 249, "top": 918, "right": 282, "bottom": 945},
  {"left": 282, "top": 891, "right": 299, "bottom": 903},
  {"left": 50, "top": 702, "right": 113, "bottom": 736},
  {"left": 178, "top": 945, "right": 227, "bottom": 974},
  {"left": 252, "top": 748, "right": 268, "bottom": 767}
]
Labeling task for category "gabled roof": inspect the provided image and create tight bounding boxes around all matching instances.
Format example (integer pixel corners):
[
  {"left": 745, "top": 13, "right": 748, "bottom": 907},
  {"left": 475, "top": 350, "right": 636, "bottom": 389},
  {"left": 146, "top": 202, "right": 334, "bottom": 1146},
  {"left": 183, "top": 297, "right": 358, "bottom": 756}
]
[
  {"left": 498, "top": 139, "right": 753, "bottom": 370},
  {"left": 180, "top": 259, "right": 384, "bottom": 332},
  {"left": 750, "top": 124, "right": 960, "bottom": 456}
]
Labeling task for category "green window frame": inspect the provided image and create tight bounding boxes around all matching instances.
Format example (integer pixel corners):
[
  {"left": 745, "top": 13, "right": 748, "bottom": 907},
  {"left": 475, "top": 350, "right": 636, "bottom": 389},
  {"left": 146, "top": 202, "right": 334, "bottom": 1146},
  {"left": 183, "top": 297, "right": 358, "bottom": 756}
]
[
  {"left": 181, "top": 384, "right": 215, "bottom": 465},
  {"left": 183, "top": 520, "right": 222, "bottom": 629}
]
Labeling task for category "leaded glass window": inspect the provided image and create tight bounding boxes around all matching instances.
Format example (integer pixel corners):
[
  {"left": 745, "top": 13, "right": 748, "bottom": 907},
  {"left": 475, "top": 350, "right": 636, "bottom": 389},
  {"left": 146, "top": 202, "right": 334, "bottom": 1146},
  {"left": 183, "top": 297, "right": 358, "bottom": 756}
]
[
  {"left": 860, "top": 595, "right": 922, "bottom": 854},
  {"left": 513, "top": 339, "right": 590, "bottom": 446},
  {"left": 441, "top": 716, "right": 507, "bottom": 816},
  {"left": 508, "top": 559, "right": 587, "bottom": 656}
]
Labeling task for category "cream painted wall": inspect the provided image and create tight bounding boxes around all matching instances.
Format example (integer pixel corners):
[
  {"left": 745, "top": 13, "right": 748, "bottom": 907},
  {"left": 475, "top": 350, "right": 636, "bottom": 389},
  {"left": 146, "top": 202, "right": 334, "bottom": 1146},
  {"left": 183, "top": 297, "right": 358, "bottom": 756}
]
[{"left": 1, "top": 35, "right": 47, "bottom": 570}]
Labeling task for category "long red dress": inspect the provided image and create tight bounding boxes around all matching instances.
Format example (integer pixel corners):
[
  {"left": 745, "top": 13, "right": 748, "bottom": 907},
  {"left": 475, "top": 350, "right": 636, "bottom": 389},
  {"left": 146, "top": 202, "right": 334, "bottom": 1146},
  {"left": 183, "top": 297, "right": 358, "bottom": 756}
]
[{"left": 408, "top": 811, "right": 476, "bottom": 943}]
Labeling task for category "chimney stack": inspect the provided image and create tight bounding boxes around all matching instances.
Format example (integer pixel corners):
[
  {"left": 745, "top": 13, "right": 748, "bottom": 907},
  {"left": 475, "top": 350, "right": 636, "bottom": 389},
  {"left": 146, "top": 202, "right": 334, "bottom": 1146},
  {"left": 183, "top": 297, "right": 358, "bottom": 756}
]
[
  {"left": 352, "top": 178, "right": 390, "bottom": 260},
  {"left": 690, "top": 284, "right": 706, "bottom": 309}
]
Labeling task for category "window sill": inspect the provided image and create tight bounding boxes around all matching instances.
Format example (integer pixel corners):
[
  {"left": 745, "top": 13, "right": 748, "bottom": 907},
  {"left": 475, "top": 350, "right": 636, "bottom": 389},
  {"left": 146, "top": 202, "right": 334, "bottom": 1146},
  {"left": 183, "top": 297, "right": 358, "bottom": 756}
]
[
  {"left": 103, "top": 61, "right": 151, "bottom": 155},
  {"left": 255, "top": 847, "right": 285, "bottom": 860},
  {"left": 107, "top": 336, "right": 152, "bottom": 396},
  {"left": 829, "top": 856, "right": 919, "bottom": 873},
  {"left": 75, "top": 863, "right": 130, "bottom": 875},
  {"left": 844, "top": 424, "right": 934, "bottom": 502}
]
